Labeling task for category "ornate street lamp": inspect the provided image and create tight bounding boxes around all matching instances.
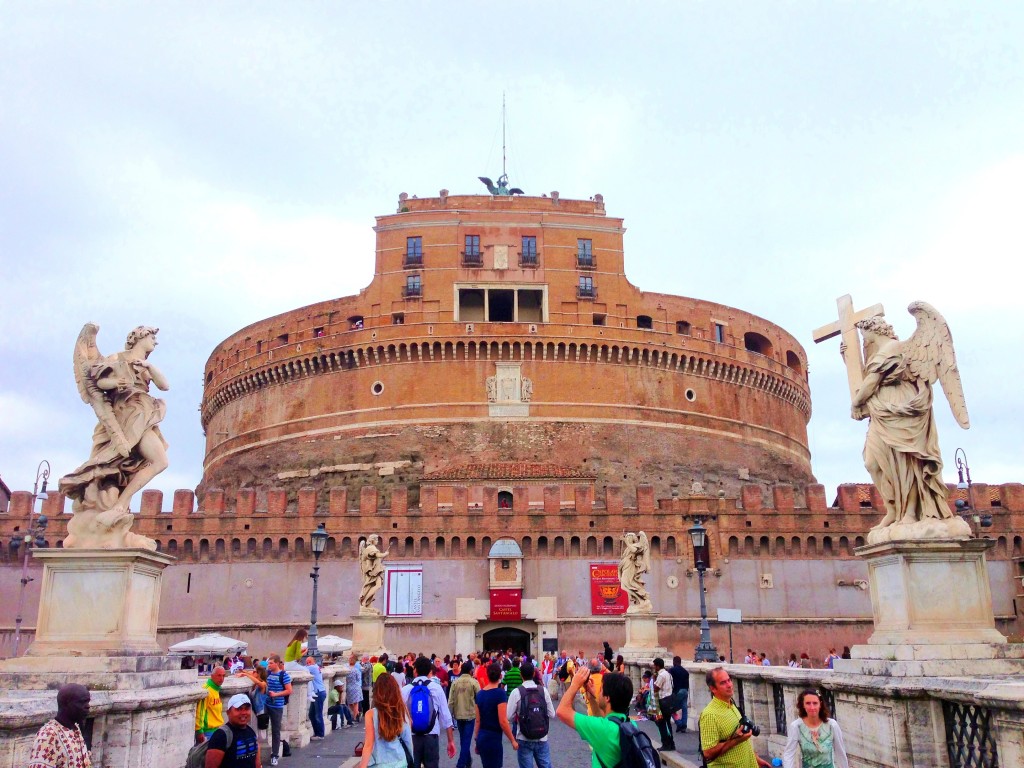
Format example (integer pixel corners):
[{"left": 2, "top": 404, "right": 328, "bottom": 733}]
[
  {"left": 954, "top": 448, "right": 992, "bottom": 535},
  {"left": 687, "top": 517, "right": 719, "bottom": 663},
  {"left": 13, "top": 461, "right": 51, "bottom": 657},
  {"left": 307, "top": 523, "right": 329, "bottom": 664}
]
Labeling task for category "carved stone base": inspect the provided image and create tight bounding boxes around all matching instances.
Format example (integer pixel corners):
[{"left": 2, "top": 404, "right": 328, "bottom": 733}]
[
  {"left": 27, "top": 548, "right": 173, "bottom": 657},
  {"left": 351, "top": 614, "right": 388, "bottom": 657},
  {"left": 617, "top": 613, "right": 669, "bottom": 664},
  {"left": 836, "top": 537, "right": 1023, "bottom": 676}
]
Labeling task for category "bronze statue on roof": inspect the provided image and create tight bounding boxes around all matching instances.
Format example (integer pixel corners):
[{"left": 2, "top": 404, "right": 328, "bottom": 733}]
[{"left": 478, "top": 174, "right": 524, "bottom": 196}]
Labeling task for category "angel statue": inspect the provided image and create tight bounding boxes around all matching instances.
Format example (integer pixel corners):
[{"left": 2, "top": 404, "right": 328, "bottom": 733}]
[
  {"left": 478, "top": 174, "right": 524, "bottom": 196},
  {"left": 618, "top": 531, "right": 653, "bottom": 613},
  {"left": 358, "top": 534, "right": 390, "bottom": 614},
  {"left": 57, "top": 324, "right": 168, "bottom": 550},
  {"left": 844, "top": 303, "right": 972, "bottom": 544}
]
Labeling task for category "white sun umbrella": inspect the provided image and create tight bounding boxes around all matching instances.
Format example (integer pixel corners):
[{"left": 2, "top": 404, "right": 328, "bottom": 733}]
[
  {"left": 301, "top": 635, "right": 353, "bottom": 655},
  {"left": 168, "top": 632, "right": 248, "bottom": 656}
]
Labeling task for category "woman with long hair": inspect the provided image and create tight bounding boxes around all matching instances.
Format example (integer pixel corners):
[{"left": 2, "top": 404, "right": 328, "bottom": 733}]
[
  {"left": 284, "top": 628, "right": 307, "bottom": 670},
  {"left": 474, "top": 662, "right": 517, "bottom": 768},
  {"left": 614, "top": 654, "right": 626, "bottom": 674},
  {"left": 358, "top": 673, "right": 413, "bottom": 768},
  {"left": 782, "top": 690, "right": 849, "bottom": 768}
]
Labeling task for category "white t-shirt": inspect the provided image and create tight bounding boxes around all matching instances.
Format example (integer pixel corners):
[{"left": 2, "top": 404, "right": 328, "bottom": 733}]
[{"left": 654, "top": 668, "right": 674, "bottom": 700}]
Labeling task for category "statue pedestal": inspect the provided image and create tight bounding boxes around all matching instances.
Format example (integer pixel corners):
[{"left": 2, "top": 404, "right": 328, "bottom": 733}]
[
  {"left": 0, "top": 549, "right": 203, "bottom": 768},
  {"left": 835, "top": 538, "right": 1024, "bottom": 676},
  {"left": 617, "top": 612, "right": 669, "bottom": 664},
  {"left": 351, "top": 613, "right": 388, "bottom": 656},
  {"left": 26, "top": 548, "right": 172, "bottom": 657}
]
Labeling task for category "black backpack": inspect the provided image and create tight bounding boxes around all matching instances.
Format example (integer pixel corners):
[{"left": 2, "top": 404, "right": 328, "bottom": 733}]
[
  {"left": 517, "top": 687, "right": 549, "bottom": 740},
  {"left": 594, "top": 716, "right": 659, "bottom": 768},
  {"left": 277, "top": 671, "right": 290, "bottom": 705}
]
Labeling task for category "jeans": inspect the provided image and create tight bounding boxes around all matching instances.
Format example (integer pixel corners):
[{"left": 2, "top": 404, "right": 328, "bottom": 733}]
[
  {"left": 267, "top": 707, "right": 284, "bottom": 758},
  {"left": 328, "top": 703, "right": 354, "bottom": 729},
  {"left": 655, "top": 697, "right": 675, "bottom": 750},
  {"left": 309, "top": 690, "right": 326, "bottom": 738},
  {"left": 517, "top": 740, "right": 552, "bottom": 768},
  {"left": 476, "top": 730, "right": 503, "bottom": 768},
  {"left": 673, "top": 689, "right": 689, "bottom": 732},
  {"left": 412, "top": 733, "right": 440, "bottom": 768},
  {"left": 455, "top": 719, "right": 475, "bottom": 768}
]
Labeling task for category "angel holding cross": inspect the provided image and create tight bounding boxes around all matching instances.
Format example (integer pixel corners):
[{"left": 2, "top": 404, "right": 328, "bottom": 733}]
[{"left": 816, "top": 299, "right": 972, "bottom": 543}]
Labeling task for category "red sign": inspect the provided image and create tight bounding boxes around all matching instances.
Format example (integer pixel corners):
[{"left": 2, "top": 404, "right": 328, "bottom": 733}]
[
  {"left": 590, "top": 562, "right": 628, "bottom": 615},
  {"left": 490, "top": 589, "right": 522, "bottom": 621}
]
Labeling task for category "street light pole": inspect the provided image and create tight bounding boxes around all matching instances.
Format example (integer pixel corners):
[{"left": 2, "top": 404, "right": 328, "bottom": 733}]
[
  {"left": 307, "top": 523, "right": 328, "bottom": 665},
  {"left": 14, "top": 461, "right": 51, "bottom": 657},
  {"left": 687, "top": 516, "right": 719, "bottom": 663}
]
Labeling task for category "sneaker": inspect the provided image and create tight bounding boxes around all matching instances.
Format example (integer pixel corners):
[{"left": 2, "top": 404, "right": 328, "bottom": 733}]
[{"left": 270, "top": 758, "right": 279, "bottom": 766}]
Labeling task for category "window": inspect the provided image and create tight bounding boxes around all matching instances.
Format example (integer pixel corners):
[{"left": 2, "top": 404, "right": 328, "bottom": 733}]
[
  {"left": 256, "top": 340, "right": 263, "bottom": 354},
  {"left": 743, "top": 332, "right": 773, "bottom": 357},
  {"left": 714, "top": 323, "right": 725, "bottom": 343},
  {"left": 520, "top": 236, "right": 538, "bottom": 266},
  {"left": 498, "top": 490, "right": 513, "bottom": 508},
  {"left": 577, "top": 239, "right": 594, "bottom": 268},
  {"left": 405, "top": 237, "right": 423, "bottom": 267},
  {"left": 676, "top": 321, "right": 691, "bottom": 336},
  {"left": 274, "top": 333, "right": 289, "bottom": 348},
  {"left": 313, "top": 326, "right": 325, "bottom": 338},
  {"left": 637, "top": 315, "right": 653, "bottom": 329},
  {"left": 348, "top": 315, "right": 364, "bottom": 330},
  {"left": 463, "top": 235, "right": 482, "bottom": 266},
  {"left": 404, "top": 275, "right": 422, "bottom": 298},
  {"left": 593, "top": 313, "right": 606, "bottom": 326},
  {"left": 392, "top": 313, "right": 405, "bottom": 325},
  {"left": 578, "top": 276, "right": 595, "bottom": 299}
]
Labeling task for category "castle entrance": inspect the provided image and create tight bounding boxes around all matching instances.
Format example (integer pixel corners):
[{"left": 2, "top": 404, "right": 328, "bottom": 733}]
[{"left": 482, "top": 626, "right": 531, "bottom": 654}]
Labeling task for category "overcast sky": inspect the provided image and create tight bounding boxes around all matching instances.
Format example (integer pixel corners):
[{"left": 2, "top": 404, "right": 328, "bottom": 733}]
[{"left": 2, "top": 3, "right": 1021, "bottom": 506}]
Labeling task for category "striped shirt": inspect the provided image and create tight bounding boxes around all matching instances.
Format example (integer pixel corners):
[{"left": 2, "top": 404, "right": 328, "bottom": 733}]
[{"left": 265, "top": 670, "right": 291, "bottom": 709}]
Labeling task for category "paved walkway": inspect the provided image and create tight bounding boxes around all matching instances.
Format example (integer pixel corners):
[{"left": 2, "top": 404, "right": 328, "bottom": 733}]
[{"left": 271, "top": 711, "right": 702, "bottom": 768}]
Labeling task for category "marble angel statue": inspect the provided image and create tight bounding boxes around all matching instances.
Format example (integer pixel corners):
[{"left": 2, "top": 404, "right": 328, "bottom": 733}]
[
  {"left": 358, "top": 534, "right": 390, "bottom": 613},
  {"left": 58, "top": 324, "right": 168, "bottom": 550},
  {"left": 618, "top": 531, "right": 653, "bottom": 613},
  {"left": 845, "top": 303, "right": 972, "bottom": 543}
]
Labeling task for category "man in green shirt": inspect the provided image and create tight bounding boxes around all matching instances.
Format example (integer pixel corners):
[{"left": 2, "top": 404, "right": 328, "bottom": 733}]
[
  {"left": 555, "top": 665, "right": 633, "bottom": 768},
  {"left": 503, "top": 657, "right": 524, "bottom": 737},
  {"left": 698, "top": 667, "right": 770, "bottom": 768}
]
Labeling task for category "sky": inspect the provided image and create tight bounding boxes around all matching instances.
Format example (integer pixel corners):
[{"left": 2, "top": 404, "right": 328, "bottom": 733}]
[{"left": 2, "top": 2, "right": 1022, "bottom": 506}]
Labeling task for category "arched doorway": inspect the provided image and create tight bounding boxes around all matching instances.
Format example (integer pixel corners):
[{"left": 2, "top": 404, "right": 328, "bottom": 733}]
[{"left": 482, "top": 627, "right": 530, "bottom": 654}]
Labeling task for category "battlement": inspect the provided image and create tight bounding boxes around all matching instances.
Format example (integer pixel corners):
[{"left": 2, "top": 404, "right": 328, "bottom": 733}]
[{"left": 393, "top": 192, "right": 607, "bottom": 217}]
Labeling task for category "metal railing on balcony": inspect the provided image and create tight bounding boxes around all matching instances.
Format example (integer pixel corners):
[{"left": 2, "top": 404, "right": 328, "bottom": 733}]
[
  {"left": 402, "top": 286, "right": 422, "bottom": 298},
  {"left": 461, "top": 251, "right": 483, "bottom": 267},
  {"left": 519, "top": 252, "right": 539, "bottom": 267},
  {"left": 403, "top": 254, "right": 423, "bottom": 268},
  {"left": 577, "top": 286, "right": 597, "bottom": 300},
  {"left": 576, "top": 254, "right": 596, "bottom": 269}
]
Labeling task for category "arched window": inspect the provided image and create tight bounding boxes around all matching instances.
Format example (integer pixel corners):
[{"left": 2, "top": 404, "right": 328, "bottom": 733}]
[
  {"left": 637, "top": 315, "right": 653, "bottom": 330},
  {"left": 744, "top": 332, "right": 774, "bottom": 357},
  {"left": 498, "top": 491, "right": 513, "bottom": 509},
  {"left": 537, "top": 536, "right": 548, "bottom": 556},
  {"left": 786, "top": 350, "right": 803, "bottom": 374}
]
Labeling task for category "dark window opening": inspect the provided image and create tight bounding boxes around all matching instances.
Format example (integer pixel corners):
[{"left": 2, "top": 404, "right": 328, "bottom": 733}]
[
  {"left": 714, "top": 323, "right": 726, "bottom": 343},
  {"left": 744, "top": 332, "right": 774, "bottom": 357},
  {"left": 256, "top": 340, "right": 263, "bottom": 354},
  {"left": 313, "top": 326, "right": 325, "bottom": 338},
  {"left": 676, "top": 321, "right": 691, "bottom": 335},
  {"left": 593, "top": 313, "right": 606, "bottom": 326},
  {"left": 637, "top": 315, "right": 653, "bottom": 329},
  {"left": 459, "top": 289, "right": 485, "bottom": 321},
  {"left": 205, "top": 371, "right": 213, "bottom": 384},
  {"left": 489, "top": 289, "right": 514, "bottom": 322},
  {"left": 392, "top": 313, "right": 405, "bottom": 325},
  {"left": 786, "top": 350, "right": 802, "bottom": 373},
  {"left": 498, "top": 491, "right": 513, "bottom": 508},
  {"left": 274, "top": 333, "right": 289, "bottom": 348},
  {"left": 518, "top": 290, "right": 543, "bottom": 322},
  {"left": 348, "top": 315, "right": 364, "bottom": 330}
]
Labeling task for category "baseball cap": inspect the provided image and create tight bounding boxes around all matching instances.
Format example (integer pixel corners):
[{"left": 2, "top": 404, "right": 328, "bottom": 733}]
[{"left": 226, "top": 694, "right": 252, "bottom": 710}]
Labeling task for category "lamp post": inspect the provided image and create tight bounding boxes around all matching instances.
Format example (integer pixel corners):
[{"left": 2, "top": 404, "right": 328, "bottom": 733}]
[
  {"left": 307, "top": 523, "right": 329, "bottom": 665},
  {"left": 13, "top": 461, "right": 51, "bottom": 657},
  {"left": 954, "top": 448, "right": 992, "bottom": 536},
  {"left": 687, "top": 516, "right": 719, "bottom": 662}
]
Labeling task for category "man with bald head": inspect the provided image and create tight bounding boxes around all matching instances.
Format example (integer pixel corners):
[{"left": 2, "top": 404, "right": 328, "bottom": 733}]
[
  {"left": 27, "top": 683, "right": 92, "bottom": 768},
  {"left": 196, "top": 666, "right": 227, "bottom": 743}
]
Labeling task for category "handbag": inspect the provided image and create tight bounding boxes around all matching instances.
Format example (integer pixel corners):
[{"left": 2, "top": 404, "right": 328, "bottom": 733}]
[
  {"left": 256, "top": 712, "right": 270, "bottom": 730},
  {"left": 355, "top": 741, "right": 364, "bottom": 757}
]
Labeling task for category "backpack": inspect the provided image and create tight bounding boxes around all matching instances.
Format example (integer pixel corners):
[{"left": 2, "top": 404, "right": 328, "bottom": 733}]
[
  {"left": 277, "top": 671, "right": 290, "bottom": 705},
  {"left": 185, "top": 724, "right": 233, "bottom": 768},
  {"left": 517, "top": 687, "right": 549, "bottom": 740},
  {"left": 409, "top": 680, "right": 437, "bottom": 735},
  {"left": 594, "top": 716, "right": 659, "bottom": 768}
]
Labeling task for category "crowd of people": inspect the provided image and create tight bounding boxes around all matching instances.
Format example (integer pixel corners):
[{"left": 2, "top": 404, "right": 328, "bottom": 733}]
[{"left": 741, "top": 646, "right": 852, "bottom": 669}]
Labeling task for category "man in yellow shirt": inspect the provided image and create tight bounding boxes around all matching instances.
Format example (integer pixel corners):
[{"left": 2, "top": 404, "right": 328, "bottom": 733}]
[
  {"left": 372, "top": 654, "right": 388, "bottom": 682},
  {"left": 195, "top": 666, "right": 227, "bottom": 743},
  {"left": 698, "top": 668, "right": 770, "bottom": 768}
]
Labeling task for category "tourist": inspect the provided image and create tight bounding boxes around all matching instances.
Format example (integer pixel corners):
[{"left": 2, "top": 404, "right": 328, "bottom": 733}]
[
  {"left": 205, "top": 693, "right": 261, "bottom": 768},
  {"left": 555, "top": 666, "right": 633, "bottom": 768},
  {"left": 760, "top": 653, "right": 771, "bottom": 667},
  {"left": 799, "top": 653, "right": 812, "bottom": 669},
  {"left": 699, "top": 667, "right": 771, "bottom": 768},
  {"left": 265, "top": 654, "right": 293, "bottom": 766},
  {"left": 328, "top": 679, "right": 353, "bottom": 730},
  {"left": 841, "top": 646, "right": 852, "bottom": 660},
  {"left": 475, "top": 662, "right": 517, "bottom": 768},
  {"left": 402, "top": 655, "right": 456, "bottom": 768},
  {"left": 196, "top": 666, "right": 227, "bottom": 743},
  {"left": 782, "top": 690, "right": 850, "bottom": 768},
  {"left": 361, "top": 654, "right": 373, "bottom": 716},
  {"left": 540, "top": 654, "right": 554, "bottom": 689},
  {"left": 346, "top": 652, "right": 365, "bottom": 723},
  {"left": 503, "top": 657, "right": 524, "bottom": 736},
  {"left": 26, "top": 684, "right": 91, "bottom": 768},
  {"left": 475, "top": 655, "right": 492, "bottom": 689},
  {"left": 651, "top": 657, "right": 675, "bottom": 751},
  {"left": 823, "top": 649, "right": 840, "bottom": 669},
  {"left": 602, "top": 641, "right": 614, "bottom": 668},
  {"left": 634, "top": 670, "right": 653, "bottom": 718},
  {"left": 614, "top": 654, "right": 626, "bottom": 674},
  {"left": 448, "top": 659, "right": 480, "bottom": 768},
  {"left": 668, "top": 655, "right": 690, "bottom": 734},
  {"left": 306, "top": 656, "right": 328, "bottom": 740},
  {"left": 235, "top": 665, "right": 268, "bottom": 733},
  {"left": 359, "top": 674, "right": 413, "bottom": 768},
  {"left": 507, "top": 660, "right": 555, "bottom": 768},
  {"left": 284, "top": 629, "right": 307, "bottom": 671},
  {"left": 788, "top": 654, "right": 799, "bottom": 668},
  {"left": 434, "top": 657, "right": 450, "bottom": 693},
  {"left": 744, "top": 649, "right": 754, "bottom": 664},
  {"left": 373, "top": 653, "right": 389, "bottom": 682}
]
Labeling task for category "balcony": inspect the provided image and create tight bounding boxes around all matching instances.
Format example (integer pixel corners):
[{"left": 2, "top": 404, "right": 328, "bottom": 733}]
[
  {"left": 576, "top": 254, "right": 596, "bottom": 269},
  {"left": 461, "top": 251, "right": 483, "bottom": 267},
  {"left": 403, "top": 285, "right": 422, "bottom": 299},
  {"left": 519, "top": 252, "right": 539, "bottom": 268},
  {"left": 403, "top": 253, "right": 423, "bottom": 269},
  {"left": 577, "top": 286, "right": 597, "bottom": 300}
]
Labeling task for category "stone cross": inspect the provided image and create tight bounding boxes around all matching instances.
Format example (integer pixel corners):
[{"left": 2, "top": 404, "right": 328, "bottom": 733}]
[{"left": 812, "top": 294, "right": 884, "bottom": 400}]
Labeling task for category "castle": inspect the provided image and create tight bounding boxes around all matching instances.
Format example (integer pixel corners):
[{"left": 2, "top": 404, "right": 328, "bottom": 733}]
[{"left": 1, "top": 187, "right": 1020, "bottom": 659}]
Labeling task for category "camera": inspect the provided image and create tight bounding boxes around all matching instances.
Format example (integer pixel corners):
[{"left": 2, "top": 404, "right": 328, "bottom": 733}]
[{"left": 738, "top": 715, "right": 760, "bottom": 737}]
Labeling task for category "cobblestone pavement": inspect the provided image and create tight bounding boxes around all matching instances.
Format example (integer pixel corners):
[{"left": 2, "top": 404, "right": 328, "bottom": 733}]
[{"left": 273, "top": 708, "right": 702, "bottom": 768}]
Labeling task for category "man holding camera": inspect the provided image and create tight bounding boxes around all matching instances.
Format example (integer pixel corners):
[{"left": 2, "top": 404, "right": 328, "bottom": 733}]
[{"left": 698, "top": 667, "right": 770, "bottom": 768}]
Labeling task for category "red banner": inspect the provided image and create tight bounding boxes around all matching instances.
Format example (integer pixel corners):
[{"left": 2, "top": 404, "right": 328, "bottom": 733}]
[
  {"left": 590, "top": 562, "right": 628, "bottom": 615},
  {"left": 490, "top": 589, "right": 522, "bottom": 621}
]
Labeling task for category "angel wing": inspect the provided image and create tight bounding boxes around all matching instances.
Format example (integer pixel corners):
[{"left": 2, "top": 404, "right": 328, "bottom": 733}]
[
  {"left": 638, "top": 531, "right": 651, "bottom": 573},
  {"left": 903, "top": 301, "right": 969, "bottom": 428},
  {"left": 72, "top": 323, "right": 132, "bottom": 457},
  {"left": 509, "top": 187, "right": 525, "bottom": 195},
  {"left": 478, "top": 176, "right": 497, "bottom": 195}
]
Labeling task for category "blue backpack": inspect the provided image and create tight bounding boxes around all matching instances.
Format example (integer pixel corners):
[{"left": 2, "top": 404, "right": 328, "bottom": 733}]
[{"left": 409, "top": 680, "right": 437, "bottom": 735}]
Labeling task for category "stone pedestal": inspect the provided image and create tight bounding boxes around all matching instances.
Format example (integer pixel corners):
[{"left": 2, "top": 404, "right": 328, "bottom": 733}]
[
  {"left": 836, "top": 538, "right": 1024, "bottom": 676},
  {"left": 28, "top": 548, "right": 172, "bottom": 657},
  {"left": 351, "top": 613, "right": 388, "bottom": 656},
  {"left": 617, "top": 612, "right": 669, "bottom": 664}
]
